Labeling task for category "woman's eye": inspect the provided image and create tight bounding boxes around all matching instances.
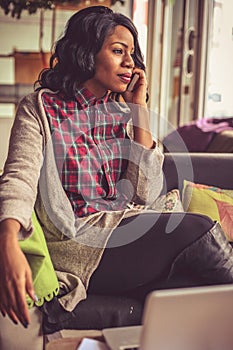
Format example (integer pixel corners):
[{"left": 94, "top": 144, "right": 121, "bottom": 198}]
[{"left": 113, "top": 49, "right": 123, "bottom": 54}]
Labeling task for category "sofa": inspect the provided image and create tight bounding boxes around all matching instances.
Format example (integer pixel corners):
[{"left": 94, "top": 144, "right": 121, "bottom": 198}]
[
  {"left": 42, "top": 152, "right": 233, "bottom": 335},
  {"left": 162, "top": 118, "right": 233, "bottom": 153}
]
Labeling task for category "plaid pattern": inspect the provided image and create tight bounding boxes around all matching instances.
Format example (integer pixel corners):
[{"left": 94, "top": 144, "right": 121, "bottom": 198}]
[{"left": 42, "top": 87, "right": 131, "bottom": 217}]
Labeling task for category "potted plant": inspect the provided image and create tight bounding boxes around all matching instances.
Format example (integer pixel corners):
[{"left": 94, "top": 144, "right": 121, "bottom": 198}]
[{"left": 0, "top": 0, "right": 125, "bottom": 19}]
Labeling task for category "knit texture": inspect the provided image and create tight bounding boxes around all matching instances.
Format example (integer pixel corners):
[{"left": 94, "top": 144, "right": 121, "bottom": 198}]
[{"left": 0, "top": 89, "right": 164, "bottom": 311}]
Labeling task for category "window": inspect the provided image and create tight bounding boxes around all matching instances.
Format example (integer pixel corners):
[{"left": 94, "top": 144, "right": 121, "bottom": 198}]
[{"left": 205, "top": 0, "right": 233, "bottom": 117}]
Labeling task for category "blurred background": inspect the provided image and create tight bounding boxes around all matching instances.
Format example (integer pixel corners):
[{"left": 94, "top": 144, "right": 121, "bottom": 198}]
[{"left": 0, "top": 0, "right": 233, "bottom": 168}]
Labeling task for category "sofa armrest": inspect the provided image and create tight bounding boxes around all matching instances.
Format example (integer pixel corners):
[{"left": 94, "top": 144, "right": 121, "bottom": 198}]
[{"left": 162, "top": 153, "right": 233, "bottom": 192}]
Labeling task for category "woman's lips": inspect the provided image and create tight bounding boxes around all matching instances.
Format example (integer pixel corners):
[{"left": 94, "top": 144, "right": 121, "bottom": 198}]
[{"left": 118, "top": 74, "right": 132, "bottom": 84}]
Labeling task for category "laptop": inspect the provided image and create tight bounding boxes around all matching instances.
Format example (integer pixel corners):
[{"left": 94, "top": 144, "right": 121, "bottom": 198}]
[{"left": 103, "top": 284, "right": 233, "bottom": 350}]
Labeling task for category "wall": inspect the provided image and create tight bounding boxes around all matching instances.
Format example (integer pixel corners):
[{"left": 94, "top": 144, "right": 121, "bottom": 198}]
[
  {"left": 0, "top": 118, "right": 14, "bottom": 172},
  {"left": 0, "top": 2, "right": 131, "bottom": 170},
  {"left": 0, "top": 8, "right": 71, "bottom": 169}
]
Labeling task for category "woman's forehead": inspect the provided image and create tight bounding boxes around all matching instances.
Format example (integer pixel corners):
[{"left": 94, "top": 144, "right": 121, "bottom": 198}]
[{"left": 104, "top": 25, "right": 134, "bottom": 48}]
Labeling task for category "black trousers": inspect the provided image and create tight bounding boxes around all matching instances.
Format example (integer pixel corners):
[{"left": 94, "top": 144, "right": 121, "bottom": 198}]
[
  {"left": 88, "top": 212, "right": 214, "bottom": 296},
  {"left": 42, "top": 212, "right": 233, "bottom": 333}
]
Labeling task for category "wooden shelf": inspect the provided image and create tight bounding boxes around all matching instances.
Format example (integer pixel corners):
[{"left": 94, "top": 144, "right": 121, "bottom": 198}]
[
  {"left": 14, "top": 51, "right": 51, "bottom": 85},
  {"left": 0, "top": 84, "right": 34, "bottom": 104}
]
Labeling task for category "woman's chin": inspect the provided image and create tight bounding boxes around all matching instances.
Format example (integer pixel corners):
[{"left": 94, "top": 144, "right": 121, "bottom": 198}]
[{"left": 112, "top": 86, "right": 128, "bottom": 94}]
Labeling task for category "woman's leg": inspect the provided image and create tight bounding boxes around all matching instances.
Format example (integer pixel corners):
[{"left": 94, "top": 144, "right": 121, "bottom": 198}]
[
  {"left": 88, "top": 212, "right": 218, "bottom": 294},
  {"left": 0, "top": 307, "right": 44, "bottom": 350}
]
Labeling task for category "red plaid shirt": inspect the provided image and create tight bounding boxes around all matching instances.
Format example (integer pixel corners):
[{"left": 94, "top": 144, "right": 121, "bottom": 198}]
[{"left": 42, "top": 87, "right": 131, "bottom": 217}]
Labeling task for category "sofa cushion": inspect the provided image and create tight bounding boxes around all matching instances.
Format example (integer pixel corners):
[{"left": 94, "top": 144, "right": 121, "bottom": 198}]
[{"left": 182, "top": 180, "right": 233, "bottom": 241}]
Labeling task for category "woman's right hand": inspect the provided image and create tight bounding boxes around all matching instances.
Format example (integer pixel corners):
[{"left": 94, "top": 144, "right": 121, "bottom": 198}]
[{"left": 0, "top": 219, "right": 35, "bottom": 328}]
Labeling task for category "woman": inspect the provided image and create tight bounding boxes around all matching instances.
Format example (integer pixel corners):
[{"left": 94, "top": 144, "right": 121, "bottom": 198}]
[{"left": 0, "top": 6, "right": 233, "bottom": 349}]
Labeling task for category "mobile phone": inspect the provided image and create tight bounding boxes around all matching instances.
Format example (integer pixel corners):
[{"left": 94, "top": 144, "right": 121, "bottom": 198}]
[{"left": 127, "top": 73, "right": 140, "bottom": 92}]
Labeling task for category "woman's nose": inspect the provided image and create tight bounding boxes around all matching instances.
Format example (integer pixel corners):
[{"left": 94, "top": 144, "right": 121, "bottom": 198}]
[{"left": 122, "top": 53, "right": 134, "bottom": 68}]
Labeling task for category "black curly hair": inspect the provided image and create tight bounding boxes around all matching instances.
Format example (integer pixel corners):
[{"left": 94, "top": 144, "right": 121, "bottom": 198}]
[{"left": 36, "top": 6, "right": 145, "bottom": 98}]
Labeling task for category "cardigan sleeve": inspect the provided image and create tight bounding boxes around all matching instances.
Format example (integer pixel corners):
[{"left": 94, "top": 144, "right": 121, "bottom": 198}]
[
  {"left": 122, "top": 119, "right": 164, "bottom": 206},
  {"left": 0, "top": 94, "right": 44, "bottom": 238},
  {"left": 123, "top": 140, "right": 164, "bottom": 206}
]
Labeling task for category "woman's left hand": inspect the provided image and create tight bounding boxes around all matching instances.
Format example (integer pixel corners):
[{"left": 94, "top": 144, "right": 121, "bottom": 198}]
[
  {"left": 122, "top": 68, "right": 154, "bottom": 149},
  {"left": 122, "top": 68, "right": 148, "bottom": 107}
]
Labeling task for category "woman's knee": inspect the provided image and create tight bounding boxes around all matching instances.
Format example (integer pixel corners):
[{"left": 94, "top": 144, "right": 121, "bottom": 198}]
[{"left": 180, "top": 213, "right": 214, "bottom": 237}]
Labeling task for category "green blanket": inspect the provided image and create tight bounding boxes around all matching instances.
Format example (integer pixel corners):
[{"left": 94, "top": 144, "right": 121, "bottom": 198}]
[{"left": 19, "top": 212, "right": 59, "bottom": 308}]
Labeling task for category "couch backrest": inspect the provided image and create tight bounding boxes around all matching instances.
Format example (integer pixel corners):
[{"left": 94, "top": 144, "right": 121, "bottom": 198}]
[{"left": 162, "top": 153, "right": 233, "bottom": 193}]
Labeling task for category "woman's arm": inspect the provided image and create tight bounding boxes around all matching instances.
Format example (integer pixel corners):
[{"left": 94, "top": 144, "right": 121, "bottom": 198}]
[
  {"left": 0, "top": 93, "right": 44, "bottom": 235},
  {"left": 122, "top": 69, "right": 164, "bottom": 205},
  {"left": 0, "top": 93, "right": 44, "bottom": 326},
  {"left": 0, "top": 219, "right": 36, "bottom": 328},
  {"left": 123, "top": 68, "right": 154, "bottom": 149},
  {"left": 123, "top": 141, "right": 164, "bottom": 206}
]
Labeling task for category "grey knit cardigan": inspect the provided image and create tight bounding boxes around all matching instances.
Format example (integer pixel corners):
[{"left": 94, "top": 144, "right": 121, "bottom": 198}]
[{"left": 0, "top": 89, "right": 164, "bottom": 311}]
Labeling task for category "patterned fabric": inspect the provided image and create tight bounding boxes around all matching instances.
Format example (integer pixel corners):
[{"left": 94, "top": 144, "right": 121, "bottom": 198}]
[
  {"left": 182, "top": 180, "right": 233, "bottom": 241},
  {"left": 42, "top": 87, "right": 131, "bottom": 217},
  {"left": 151, "top": 189, "right": 184, "bottom": 213}
]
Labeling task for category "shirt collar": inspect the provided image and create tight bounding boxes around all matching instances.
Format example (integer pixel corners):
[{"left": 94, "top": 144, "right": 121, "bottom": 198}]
[
  {"left": 75, "top": 86, "right": 110, "bottom": 110},
  {"left": 75, "top": 86, "right": 131, "bottom": 115}
]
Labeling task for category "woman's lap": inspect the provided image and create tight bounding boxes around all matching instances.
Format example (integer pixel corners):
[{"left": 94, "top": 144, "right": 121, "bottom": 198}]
[{"left": 88, "top": 212, "right": 214, "bottom": 294}]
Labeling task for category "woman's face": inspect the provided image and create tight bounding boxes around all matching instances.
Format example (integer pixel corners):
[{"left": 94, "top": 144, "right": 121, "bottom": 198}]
[{"left": 83, "top": 25, "right": 135, "bottom": 98}]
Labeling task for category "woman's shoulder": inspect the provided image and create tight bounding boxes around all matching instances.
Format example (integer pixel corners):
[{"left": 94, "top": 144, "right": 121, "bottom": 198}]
[
  {"left": 17, "top": 88, "right": 60, "bottom": 120},
  {"left": 15, "top": 89, "right": 55, "bottom": 134},
  {"left": 20, "top": 88, "right": 58, "bottom": 103}
]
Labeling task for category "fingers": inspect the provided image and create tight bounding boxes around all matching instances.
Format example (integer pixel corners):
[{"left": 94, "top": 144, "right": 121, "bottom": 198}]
[
  {"left": 6, "top": 308, "right": 20, "bottom": 326},
  {"left": 0, "top": 293, "right": 19, "bottom": 326},
  {"left": 0, "top": 307, "right": 6, "bottom": 318},
  {"left": 0, "top": 276, "right": 30, "bottom": 328},
  {"left": 123, "top": 68, "right": 148, "bottom": 106},
  {"left": 0, "top": 231, "right": 35, "bottom": 328},
  {"left": 14, "top": 267, "right": 35, "bottom": 327},
  {"left": 15, "top": 283, "right": 30, "bottom": 327},
  {"left": 0, "top": 263, "right": 35, "bottom": 328},
  {"left": 132, "top": 68, "right": 147, "bottom": 83},
  {"left": 25, "top": 268, "right": 36, "bottom": 303}
]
